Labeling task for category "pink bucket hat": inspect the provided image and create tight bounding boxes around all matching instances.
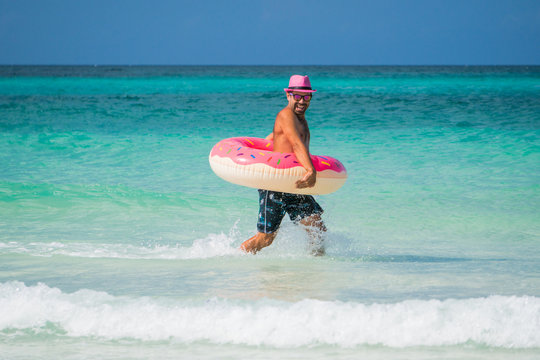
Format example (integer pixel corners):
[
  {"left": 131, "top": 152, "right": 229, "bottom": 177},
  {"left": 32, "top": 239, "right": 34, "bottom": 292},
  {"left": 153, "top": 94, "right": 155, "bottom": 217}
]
[{"left": 284, "top": 75, "right": 317, "bottom": 93}]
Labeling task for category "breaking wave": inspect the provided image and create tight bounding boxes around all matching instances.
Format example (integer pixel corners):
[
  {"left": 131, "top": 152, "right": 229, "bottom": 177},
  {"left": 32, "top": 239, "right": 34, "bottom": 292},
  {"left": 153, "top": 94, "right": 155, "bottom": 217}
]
[{"left": 1, "top": 282, "right": 539, "bottom": 348}]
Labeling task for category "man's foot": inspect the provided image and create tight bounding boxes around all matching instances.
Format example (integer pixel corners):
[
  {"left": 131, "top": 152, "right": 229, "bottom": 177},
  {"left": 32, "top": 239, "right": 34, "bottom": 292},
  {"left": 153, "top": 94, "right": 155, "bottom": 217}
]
[
  {"left": 310, "top": 244, "right": 325, "bottom": 256},
  {"left": 240, "top": 232, "right": 277, "bottom": 254}
]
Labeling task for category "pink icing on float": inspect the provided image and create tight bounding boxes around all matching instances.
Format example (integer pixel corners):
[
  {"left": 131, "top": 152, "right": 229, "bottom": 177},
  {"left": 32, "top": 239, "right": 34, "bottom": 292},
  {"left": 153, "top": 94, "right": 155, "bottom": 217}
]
[{"left": 209, "top": 137, "right": 347, "bottom": 195}]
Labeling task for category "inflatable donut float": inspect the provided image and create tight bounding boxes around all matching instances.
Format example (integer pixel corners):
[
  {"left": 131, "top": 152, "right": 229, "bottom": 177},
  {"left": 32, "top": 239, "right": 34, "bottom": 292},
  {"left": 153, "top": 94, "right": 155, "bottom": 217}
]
[{"left": 209, "top": 137, "right": 347, "bottom": 195}]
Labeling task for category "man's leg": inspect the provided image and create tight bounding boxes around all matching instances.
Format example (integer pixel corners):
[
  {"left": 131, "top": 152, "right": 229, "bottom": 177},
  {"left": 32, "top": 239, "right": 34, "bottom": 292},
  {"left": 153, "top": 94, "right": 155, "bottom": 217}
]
[
  {"left": 240, "top": 190, "right": 284, "bottom": 254},
  {"left": 300, "top": 213, "right": 326, "bottom": 256},
  {"left": 240, "top": 231, "right": 277, "bottom": 254}
]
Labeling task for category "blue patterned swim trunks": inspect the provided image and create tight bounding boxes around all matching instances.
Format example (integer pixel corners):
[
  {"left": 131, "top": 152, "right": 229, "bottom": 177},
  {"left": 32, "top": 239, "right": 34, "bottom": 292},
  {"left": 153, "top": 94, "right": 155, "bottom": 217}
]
[{"left": 256, "top": 189, "right": 323, "bottom": 234}]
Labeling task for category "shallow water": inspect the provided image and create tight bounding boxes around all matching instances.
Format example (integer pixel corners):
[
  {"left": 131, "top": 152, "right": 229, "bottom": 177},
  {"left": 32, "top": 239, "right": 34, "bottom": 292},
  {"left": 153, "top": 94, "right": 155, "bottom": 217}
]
[{"left": 1, "top": 65, "right": 539, "bottom": 359}]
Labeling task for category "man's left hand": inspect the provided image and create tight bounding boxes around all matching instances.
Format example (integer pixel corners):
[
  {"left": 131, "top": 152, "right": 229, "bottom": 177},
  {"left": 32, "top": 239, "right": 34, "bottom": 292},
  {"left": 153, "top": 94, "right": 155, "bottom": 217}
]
[{"left": 296, "top": 170, "right": 316, "bottom": 188}]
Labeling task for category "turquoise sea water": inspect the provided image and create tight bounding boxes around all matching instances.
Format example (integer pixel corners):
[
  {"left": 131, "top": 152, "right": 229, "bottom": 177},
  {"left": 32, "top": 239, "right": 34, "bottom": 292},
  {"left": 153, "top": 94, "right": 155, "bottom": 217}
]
[{"left": 0, "top": 66, "right": 539, "bottom": 359}]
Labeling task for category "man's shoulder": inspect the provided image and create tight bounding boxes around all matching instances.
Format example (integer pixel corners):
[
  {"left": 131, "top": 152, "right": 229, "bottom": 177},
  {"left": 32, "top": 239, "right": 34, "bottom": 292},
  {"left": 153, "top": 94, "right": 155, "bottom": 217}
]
[
  {"left": 277, "top": 106, "right": 294, "bottom": 116},
  {"left": 276, "top": 107, "right": 296, "bottom": 122}
]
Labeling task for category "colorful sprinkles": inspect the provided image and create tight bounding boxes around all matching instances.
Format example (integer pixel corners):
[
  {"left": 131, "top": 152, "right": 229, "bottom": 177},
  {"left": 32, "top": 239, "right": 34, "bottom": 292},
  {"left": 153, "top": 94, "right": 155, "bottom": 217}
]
[{"left": 212, "top": 137, "right": 345, "bottom": 173}]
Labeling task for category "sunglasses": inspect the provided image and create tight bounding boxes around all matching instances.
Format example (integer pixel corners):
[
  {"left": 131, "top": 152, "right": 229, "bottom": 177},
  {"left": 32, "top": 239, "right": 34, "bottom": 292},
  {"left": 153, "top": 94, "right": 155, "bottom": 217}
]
[{"left": 289, "top": 93, "right": 312, "bottom": 101}]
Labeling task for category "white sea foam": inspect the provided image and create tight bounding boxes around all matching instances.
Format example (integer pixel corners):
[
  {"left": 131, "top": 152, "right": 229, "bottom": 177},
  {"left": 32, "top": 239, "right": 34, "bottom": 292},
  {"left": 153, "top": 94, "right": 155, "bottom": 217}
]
[
  {"left": 1, "top": 281, "right": 539, "bottom": 348},
  {"left": 0, "top": 233, "right": 242, "bottom": 259}
]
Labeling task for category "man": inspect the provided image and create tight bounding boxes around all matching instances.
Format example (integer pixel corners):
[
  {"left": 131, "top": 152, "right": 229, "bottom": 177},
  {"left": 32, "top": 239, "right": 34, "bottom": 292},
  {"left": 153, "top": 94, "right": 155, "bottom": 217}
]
[{"left": 240, "top": 75, "right": 326, "bottom": 255}]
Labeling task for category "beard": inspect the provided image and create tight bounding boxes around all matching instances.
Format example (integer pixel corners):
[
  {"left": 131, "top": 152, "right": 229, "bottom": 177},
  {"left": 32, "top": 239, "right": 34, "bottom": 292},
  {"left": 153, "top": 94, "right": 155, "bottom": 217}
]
[{"left": 294, "top": 103, "right": 307, "bottom": 115}]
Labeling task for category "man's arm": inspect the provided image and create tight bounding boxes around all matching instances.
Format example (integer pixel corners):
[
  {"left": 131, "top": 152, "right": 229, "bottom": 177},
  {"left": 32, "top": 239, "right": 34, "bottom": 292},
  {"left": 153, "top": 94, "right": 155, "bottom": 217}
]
[{"left": 276, "top": 111, "right": 316, "bottom": 188}]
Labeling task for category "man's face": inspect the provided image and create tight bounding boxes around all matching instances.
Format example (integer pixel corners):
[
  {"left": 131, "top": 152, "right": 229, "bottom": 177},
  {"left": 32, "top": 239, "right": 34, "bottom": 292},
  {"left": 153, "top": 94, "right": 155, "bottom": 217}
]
[{"left": 288, "top": 92, "right": 312, "bottom": 115}]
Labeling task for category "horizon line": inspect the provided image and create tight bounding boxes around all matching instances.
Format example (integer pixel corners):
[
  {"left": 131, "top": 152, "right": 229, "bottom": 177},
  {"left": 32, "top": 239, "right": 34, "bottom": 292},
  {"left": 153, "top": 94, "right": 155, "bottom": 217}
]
[{"left": 1, "top": 63, "right": 539, "bottom": 67}]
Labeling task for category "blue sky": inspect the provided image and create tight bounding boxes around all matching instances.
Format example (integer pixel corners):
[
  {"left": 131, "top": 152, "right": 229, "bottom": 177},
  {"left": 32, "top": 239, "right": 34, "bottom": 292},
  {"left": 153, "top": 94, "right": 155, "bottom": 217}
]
[{"left": 1, "top": 0, "right": 539, "bottom": 65}]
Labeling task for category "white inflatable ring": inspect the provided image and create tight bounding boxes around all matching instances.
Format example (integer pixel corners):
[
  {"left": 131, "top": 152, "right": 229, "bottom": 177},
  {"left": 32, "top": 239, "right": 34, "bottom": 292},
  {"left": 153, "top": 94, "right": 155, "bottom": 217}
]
[{"left": 209, "top": 137, "right": 347, "bottom": 195}]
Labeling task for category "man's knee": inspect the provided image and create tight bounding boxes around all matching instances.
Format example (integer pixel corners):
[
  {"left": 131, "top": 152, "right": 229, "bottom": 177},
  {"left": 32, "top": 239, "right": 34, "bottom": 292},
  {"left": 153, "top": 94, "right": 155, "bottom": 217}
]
[{"left": 300, "top": 214, "right": 326, "bottom": 231}]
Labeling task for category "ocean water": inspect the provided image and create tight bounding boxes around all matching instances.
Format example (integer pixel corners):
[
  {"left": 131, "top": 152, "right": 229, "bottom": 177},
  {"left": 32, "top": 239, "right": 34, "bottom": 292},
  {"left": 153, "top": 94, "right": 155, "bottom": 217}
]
[{"left": 0, "top": 65, "right": 539, "bottom": 359}]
